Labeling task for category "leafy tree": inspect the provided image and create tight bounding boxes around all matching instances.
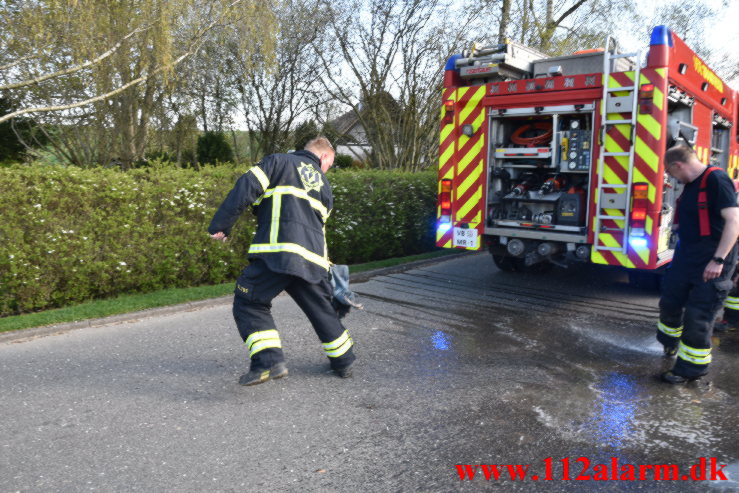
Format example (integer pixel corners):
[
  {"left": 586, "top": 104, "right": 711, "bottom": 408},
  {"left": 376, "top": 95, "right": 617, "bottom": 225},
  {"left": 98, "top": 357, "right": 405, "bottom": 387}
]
[
  {"left": 0, "top": 0, "right": 276, "bottom": 167},
  {"left": 197, "top": 131, "right": 234, "bottom": 164},
  {"left": 0, "top": 95, "right": 45, "bottom": 164},
  {"left": 171, "top": 114, "right": 200, "bottom": 167},
  {"left": 293, "top": 120, "right": 319, "bottom": 150},
  {"left": 333, "top": 154, "right": 353, "bottom": 169},
  {"left": 0, "top": 97, "right": 27, "bottom": 163}
]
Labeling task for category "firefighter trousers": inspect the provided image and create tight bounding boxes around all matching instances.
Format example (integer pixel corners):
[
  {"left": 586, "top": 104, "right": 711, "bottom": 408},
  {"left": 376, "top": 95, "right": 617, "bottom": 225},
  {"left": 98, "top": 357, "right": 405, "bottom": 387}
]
[
  {"left": 657, "top": 261, "right": 735, "bottom": 378},
  {"left": 232, "top": 259, "right": 355, "bottom": 372},
  {"left": 719, "top": 266, "right": 739, "bottom": 322}
]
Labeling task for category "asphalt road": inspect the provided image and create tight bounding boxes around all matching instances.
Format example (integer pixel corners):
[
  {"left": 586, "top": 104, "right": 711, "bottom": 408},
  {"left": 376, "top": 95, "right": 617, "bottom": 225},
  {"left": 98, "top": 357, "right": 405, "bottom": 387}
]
[{"left": 2, "top": 252, "right": 739, "bottom": 492}]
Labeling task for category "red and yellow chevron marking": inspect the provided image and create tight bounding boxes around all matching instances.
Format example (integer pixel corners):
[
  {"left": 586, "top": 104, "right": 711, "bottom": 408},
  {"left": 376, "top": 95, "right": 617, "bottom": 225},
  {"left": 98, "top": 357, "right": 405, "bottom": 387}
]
[
  {"left": 436, "top": 85, "right": 487, "bottom": 250},
  {"left": 592, "top": 68, "right": 666, "bottom": 269},
  {"left": 437, "top": 87, "right": 457, "bottom": 248}
]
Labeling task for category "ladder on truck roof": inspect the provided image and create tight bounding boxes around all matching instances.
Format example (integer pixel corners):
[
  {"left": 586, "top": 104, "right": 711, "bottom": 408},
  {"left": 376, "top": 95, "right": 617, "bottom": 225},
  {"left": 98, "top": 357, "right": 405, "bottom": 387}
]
[{"left": 593, "top": 36, "right": 642, "bottom": 255}]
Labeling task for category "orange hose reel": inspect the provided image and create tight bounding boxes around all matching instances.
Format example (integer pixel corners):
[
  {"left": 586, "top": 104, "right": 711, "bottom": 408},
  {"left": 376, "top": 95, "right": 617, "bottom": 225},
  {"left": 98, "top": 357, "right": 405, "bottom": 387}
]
[{"left": 510, "top": 122, "right": 553, "bottom": 146}]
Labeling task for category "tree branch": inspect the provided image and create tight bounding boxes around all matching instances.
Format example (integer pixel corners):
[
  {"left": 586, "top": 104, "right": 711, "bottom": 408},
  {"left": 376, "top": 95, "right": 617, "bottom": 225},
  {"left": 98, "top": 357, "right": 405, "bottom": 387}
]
[
  {"left": 0, "top": 26, "right": 149, "bottom": 91},
  {"left": 0, "top": 0, "right": 244, "bottom": 125},
  {"left": 554, "top": 0, "right": 590, "bottom": 27}
]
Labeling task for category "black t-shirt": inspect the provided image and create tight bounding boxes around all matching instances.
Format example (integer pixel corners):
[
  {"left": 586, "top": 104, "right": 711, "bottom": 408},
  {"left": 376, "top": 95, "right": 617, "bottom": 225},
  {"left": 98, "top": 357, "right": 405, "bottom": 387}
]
[{"left": 674, "top": 166, "right": 737, "bottom": 267}]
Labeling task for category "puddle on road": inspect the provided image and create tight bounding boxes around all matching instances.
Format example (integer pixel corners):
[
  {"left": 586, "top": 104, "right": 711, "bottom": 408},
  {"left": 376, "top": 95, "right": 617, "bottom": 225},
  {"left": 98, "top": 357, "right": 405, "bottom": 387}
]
[
  {"left": 360, "top": 278, "right": 739, "bottom": 464},
  {"left": 532, "top": 368, "right": 737, "bottom": 460},
  {"left": 708, "top": 461, "right": 739, "bottom": 490}
]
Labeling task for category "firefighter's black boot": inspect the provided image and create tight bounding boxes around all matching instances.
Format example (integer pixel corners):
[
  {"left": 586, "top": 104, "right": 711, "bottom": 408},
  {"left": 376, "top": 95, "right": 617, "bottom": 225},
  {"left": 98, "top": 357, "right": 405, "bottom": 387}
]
[
  {"left": 239, "top": 362, "right": 288, "bottom": 386},
  {"left": 661, "top": 370, "right": 700, "bottom": 384},
  {"left": 333, "top": 363, "right": 353, "bottom": 379}
]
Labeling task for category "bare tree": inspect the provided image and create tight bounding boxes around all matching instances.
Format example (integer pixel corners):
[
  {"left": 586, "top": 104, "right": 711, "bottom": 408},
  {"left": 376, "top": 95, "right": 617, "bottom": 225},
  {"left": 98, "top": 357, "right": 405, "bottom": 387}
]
[
  {"left": 229, "top": 0, "right": 327, "bottom": 157},
  {"left": 482, "top": 0, "right": 636, "bottom": 56},
  {"left": 316, "top": 0, "right": 480, "bottom": 170}
]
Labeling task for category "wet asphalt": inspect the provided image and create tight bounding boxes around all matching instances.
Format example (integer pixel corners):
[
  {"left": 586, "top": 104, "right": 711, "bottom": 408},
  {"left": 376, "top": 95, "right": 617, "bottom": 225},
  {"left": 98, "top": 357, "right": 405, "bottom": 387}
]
[{"left": 1, "top": 252, "right": 738, "bottom": 492}]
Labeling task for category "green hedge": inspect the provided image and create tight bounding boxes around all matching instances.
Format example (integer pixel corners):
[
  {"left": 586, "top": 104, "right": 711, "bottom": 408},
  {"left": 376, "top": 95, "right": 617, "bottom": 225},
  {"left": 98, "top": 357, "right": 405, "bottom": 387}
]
[{"left": 0, "top": 164, "right": 436, "bottom": 316}]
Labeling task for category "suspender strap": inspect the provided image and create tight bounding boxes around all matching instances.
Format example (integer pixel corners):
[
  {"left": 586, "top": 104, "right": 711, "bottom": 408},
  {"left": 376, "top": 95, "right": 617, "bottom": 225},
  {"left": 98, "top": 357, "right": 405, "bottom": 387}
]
[{"left": 698, "top": 167, "right": 721, "bottom": 237}]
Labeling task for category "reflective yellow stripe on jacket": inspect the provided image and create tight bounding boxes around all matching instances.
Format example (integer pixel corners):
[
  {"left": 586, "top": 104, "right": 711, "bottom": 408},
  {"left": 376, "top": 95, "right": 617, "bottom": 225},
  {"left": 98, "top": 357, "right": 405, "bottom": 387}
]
[
  {"left": 250, "top": 185, "right": 330, "bottom": 270},
  {"left": 254, "top": 186, "right": 329, "bottom": 221},
  {"left": 248, "top": 166, "right": 270, "bottom": 191},
  {"left": 248, "top": 243, "right": 330, "bottom": 270}
]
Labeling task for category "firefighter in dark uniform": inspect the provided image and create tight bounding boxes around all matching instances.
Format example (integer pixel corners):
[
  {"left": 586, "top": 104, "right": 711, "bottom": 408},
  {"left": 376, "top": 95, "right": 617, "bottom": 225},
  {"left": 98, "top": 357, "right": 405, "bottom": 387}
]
[
  {"left": 713, "top": 183, "right": 739, "bottom": 332},
  {"left": 208, "top": 137, "right": 355, "bottom": 385},
  {"left": 714, "top": 269, "right": 739, "bottom": 332},
  {"left": 657, "top": 146, "right": 739, "bottom": 383}
]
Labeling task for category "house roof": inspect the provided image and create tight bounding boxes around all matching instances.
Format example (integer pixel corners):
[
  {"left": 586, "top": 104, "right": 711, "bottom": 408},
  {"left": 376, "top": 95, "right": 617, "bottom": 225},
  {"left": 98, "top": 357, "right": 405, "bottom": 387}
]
[{"left": 330, "top": 109, "right": 359, "bottom": 135}]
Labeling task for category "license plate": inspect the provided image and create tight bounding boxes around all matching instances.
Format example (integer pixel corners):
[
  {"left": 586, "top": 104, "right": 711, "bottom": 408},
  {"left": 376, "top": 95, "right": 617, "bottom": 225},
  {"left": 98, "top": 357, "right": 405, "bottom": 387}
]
[{"left": 453, "top": 227, "right": 478, "bottom": 248}]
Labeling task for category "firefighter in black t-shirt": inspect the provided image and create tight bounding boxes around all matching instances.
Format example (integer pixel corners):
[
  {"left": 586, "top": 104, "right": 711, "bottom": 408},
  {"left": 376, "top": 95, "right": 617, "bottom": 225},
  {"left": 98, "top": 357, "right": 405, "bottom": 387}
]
[{"left": 657, "top": 146, "right": 739, "bottom": 383}]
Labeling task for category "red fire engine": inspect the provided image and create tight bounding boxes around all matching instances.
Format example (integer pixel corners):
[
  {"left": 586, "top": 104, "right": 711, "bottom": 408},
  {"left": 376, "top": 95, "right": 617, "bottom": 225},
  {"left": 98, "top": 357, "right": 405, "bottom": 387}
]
[{"left": 437, "top": 26, "right": 739, "bottom": 277}]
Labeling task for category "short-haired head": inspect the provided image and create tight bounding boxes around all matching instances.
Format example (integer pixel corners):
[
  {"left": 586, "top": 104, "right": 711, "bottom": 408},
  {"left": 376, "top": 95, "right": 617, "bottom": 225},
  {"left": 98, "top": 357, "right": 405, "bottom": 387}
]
[
  {"left": 305, "top": 136, "right": 335, "bottom": 156},
  {"left": 664, "top": 145, "right": 696, "bottom": 167},
  {"left": 305, "top": 136, "right": 335, "bottom": 173}
]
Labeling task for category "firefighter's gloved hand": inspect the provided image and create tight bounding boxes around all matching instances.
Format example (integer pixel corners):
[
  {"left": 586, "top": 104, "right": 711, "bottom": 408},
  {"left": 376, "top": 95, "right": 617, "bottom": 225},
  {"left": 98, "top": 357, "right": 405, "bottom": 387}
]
[{"left": 329, "top": 264, "right": 363, "bottom": 319}]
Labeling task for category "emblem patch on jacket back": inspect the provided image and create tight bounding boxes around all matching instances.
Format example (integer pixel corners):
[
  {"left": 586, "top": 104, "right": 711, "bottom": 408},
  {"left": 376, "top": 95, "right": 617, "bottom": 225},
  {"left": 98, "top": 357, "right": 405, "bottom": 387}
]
[{"left": 297, "top": 162, "right": 323, "bottom": 193}]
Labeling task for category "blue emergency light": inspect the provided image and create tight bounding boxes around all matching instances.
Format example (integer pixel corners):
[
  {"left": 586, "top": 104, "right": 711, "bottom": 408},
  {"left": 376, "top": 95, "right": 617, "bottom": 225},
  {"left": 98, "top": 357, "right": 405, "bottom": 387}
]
[
  {"left": 629, "top": 237, "right": 648, "bottom": 249},
  {"left": 649, "top": 25, "right": 673, "bottom": 47}
]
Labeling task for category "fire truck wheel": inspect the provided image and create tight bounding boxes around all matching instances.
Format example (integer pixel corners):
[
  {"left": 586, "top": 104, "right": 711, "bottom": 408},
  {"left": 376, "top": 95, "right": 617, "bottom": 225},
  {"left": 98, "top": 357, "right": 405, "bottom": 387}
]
[
  {"left": 492, "top": 254, "right": 553, "bottom": 273},
  {"left": 492, "top": 254, "right": 518, "bottom": 272}
]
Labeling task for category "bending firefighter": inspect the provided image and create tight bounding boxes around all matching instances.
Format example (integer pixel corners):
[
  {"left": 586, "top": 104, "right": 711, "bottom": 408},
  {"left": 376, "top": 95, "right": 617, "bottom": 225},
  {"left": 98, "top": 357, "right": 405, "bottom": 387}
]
[
  {"left": 208, "top": 137, "right": 356, "bottom": 385},
  {"left": 657, "top": 146, "right": 739, "bottom": 384}
]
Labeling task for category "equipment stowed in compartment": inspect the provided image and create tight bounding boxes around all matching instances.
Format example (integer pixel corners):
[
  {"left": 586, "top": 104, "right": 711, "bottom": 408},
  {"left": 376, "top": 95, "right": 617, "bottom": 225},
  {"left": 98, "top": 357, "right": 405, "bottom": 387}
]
[
  {"left": 556, "top": 188, "right": 587, "bottom": 226},
  {"left": 558, "top": 118, "right": 592, "bottom": 172}
]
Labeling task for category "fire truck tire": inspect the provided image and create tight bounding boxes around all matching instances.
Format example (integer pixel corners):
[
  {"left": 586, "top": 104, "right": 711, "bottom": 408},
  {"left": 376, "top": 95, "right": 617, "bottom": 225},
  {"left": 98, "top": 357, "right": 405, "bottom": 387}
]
[
  {"left": 492, "top": 254, "right": 518, "bottom": 272},
  {"left": 492, "top": 254, "right": 552, "bottom": 273}
]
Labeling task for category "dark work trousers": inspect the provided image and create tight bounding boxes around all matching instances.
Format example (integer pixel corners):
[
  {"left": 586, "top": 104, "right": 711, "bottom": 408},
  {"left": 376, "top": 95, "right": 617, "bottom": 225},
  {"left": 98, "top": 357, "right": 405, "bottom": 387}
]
[
  {"left": 658, "top": 259, "right": 735, "bottom": 378},
  {"left": 232, "top": 259, "right": 356, "bottom": 372},
  {"left": 719, "top": 266, "right": 739, "bottom": 322}
]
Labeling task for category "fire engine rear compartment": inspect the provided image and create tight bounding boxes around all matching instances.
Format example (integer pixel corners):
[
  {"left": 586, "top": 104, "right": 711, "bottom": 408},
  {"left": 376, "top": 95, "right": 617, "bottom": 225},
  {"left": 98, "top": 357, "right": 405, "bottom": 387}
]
[
  {"left": 438, "top": 26, "right": 739, "bottom": 275},
  {"left": 485, "top": 105, "right": 596, "bottom": 265}
]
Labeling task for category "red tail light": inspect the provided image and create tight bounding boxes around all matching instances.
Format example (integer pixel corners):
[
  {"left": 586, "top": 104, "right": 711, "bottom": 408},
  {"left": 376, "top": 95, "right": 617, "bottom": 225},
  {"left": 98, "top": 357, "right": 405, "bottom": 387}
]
[
  {"left": 638, "top": 84, "right": 655, "bottom": 98},
  {"left": 639, "top": 83, "right": 655, "bottom": 113},
  {"left": 631, "top": 208, "right": 647, "bottom": 221},
  {"left": 440, "top": 179, "right": 452, "bottom": 222},
  {"left": 630, "top": 183, "right": 649, "bottom": 236},
  {"left": 443, "top": 100, "right": 454, "bottom": 124}
]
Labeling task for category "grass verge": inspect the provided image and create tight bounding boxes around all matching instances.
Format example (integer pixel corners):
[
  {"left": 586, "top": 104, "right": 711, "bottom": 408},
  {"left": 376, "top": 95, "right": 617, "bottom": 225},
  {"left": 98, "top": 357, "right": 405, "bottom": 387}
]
[{"left": 0, "top": 249, "right": 463, "bottom": 334}]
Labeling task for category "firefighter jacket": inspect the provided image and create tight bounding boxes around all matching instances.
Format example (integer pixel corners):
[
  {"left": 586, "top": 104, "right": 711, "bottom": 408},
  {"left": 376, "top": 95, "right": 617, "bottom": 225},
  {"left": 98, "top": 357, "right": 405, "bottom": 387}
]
[{"left": 208, "top": 150, "right": 332, "bottom": 283}]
